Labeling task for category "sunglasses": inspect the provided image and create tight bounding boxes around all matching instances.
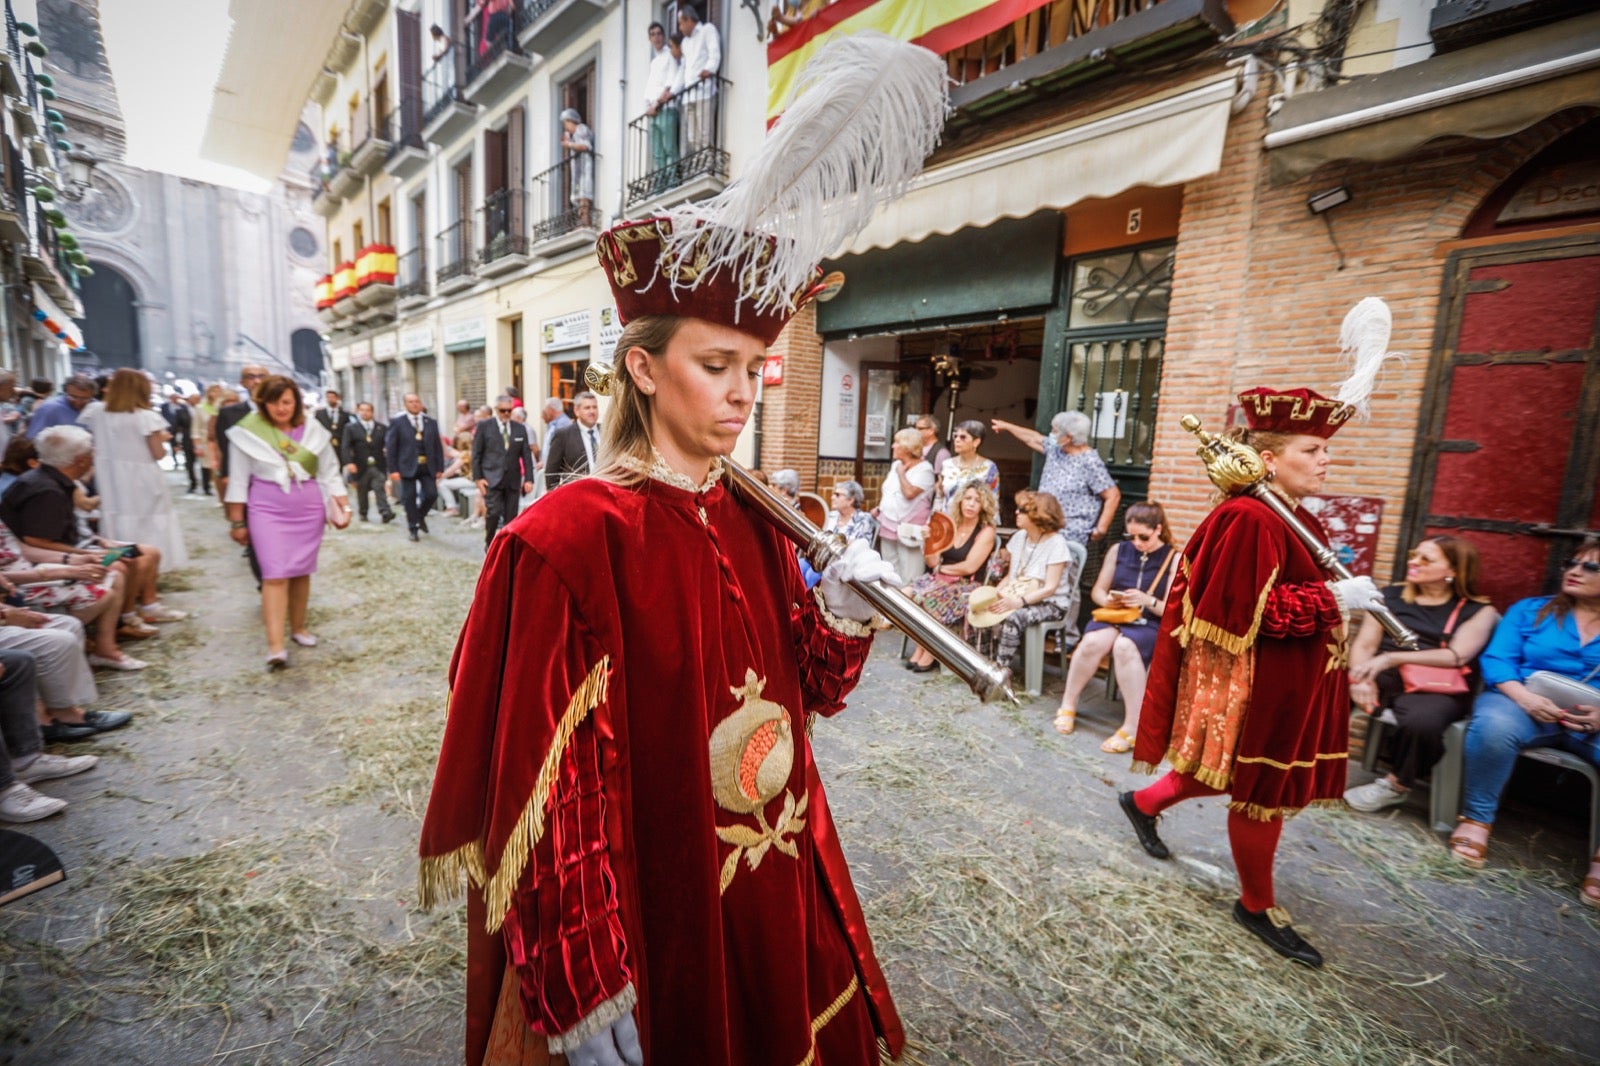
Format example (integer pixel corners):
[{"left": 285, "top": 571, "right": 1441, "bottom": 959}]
[
  {"left": 1124, "top": 530, "right": 1158, "bottom": 541},
  {"left": 495, "top": 408, "right": 514, "bottom": 414},
  {"left": 1563, "top": 558, "right": 1600, "bottom": 574}
]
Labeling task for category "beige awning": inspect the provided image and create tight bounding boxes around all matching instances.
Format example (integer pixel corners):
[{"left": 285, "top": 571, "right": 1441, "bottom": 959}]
[
  {"left": 1266, "top": 12, "right": 1600, "bottom": 184},
  {"left": 845, "top": 75, "right": 1237, "bottom": 255}
]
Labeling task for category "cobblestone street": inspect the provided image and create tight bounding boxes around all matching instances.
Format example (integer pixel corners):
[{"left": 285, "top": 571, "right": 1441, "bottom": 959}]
[{"left": 1, "top": 491, "right": 1597, "bottom": 1064}]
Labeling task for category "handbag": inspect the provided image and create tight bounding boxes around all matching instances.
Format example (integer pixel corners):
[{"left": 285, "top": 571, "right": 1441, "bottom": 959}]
[
  {"left": 1524, "top": 666, "right": 1600, "bottom": 712},
  {"left": 324, "top": 492, "right": 351, "bottom": 529},
  {"left": 1398, "top": 599, "right": 1470, "bottom": 695},
  {"left": 1091, "top": 546, "right": 1174, "bottom": 625}
]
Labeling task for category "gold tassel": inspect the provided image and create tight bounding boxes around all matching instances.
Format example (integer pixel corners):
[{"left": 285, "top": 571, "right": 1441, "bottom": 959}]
[
  {"left": 1160, "top": 749, "right": 1234, "bottom": 792},
  {"left": 1175, "top": 566, "right": 1278, "bottom": 657},
  {"left": 417, "top": 840, "right": 487, "bottom": 911}
]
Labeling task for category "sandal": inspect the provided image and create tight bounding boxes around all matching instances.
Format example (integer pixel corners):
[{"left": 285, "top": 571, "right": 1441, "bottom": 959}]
[
  {"left": 1100, "top": 728, "right": 1133, "bottom": 754},
  {"left": 1582, "top": 859, "right": 1600, "bottom": 910},
  {"left": 1054, "top": 708, "right": 1077, "bottom": 735},
  {"left": 1446, "top": 817, "right": 1490, "bottom": 869}
]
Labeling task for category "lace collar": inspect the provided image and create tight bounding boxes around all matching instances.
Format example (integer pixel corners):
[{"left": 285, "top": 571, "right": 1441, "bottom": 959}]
[{"left": 617, "top": 450, "right": 725, "bottom": 495}]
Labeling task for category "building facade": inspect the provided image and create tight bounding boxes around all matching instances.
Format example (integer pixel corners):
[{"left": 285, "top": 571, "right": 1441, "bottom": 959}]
[
  {"left": 0, "top": 0, "right": 85, "bottom": 384},
  {"left": 39, "top": 0, "right": 326, "bottom": 387},
  {"left": 755, "top": 0, "right": 1600, "bottom": 611}
]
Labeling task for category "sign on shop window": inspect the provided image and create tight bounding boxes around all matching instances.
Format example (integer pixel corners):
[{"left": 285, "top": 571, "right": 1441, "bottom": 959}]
[
  {"left": 542, "top": 311, "right": 591, "bottom": 352},
  {"left": 1093, "top": 390, "right": 1128, "bottom": 440}
]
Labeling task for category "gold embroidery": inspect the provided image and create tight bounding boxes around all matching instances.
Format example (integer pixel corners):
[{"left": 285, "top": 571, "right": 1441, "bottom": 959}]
[
  {"left": 417, "top": 657, "right": 613, "bottom": 932},
  {"left": 1233, "top": 751, "right": 1349, "bottom": 771},
  {"left": 1175, "top": 564, "right": 1278, "bottom": 657},
  {"left": 710, "top": 670, "right": 805, "bottom": 894},
  {"left": 1239, "top": 391, "right": 1353, "bottom": 425},
  {"left": 1325, "top": 630, "right": 1349, "bottom": 673},
  {"left": 795, "top": 975, "right": 862, "bottom": 1066}
]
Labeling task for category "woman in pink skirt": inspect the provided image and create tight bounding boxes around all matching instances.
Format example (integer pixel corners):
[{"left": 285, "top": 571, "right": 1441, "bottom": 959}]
[{"left": 224, "top": 375, "right": 350, "bottom": 668}]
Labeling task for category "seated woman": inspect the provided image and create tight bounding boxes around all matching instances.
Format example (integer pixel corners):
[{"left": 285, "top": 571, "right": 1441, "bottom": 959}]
[
  {"left": 439, "top": 431, "right": 482, "bottom": 525},
  {"left": 1344, "top": 536, "right": 1498, "bottom": 812},
  {"left": 1055, "top": 501, "right": 1178, "bottom": 748},
  {"left": 0, "top": 518, "right": 144, "bottom": 672},
  {"left": 823, "top": 480, "right": 876, "bottom": 545},
  {"left": 1450, "top": 538, "right": 1600, "bottom": 910},
  {"left": 902, "top": 482, "right": 998, "bottom": 673},
  {"left": 989, "top": 492, "right": 1078, "bottom": 677}
]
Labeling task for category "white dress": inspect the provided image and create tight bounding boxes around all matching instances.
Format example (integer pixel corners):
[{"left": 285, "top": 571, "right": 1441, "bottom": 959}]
[{"left": 79, "top": 402, "right": 189, "bottom": 569}]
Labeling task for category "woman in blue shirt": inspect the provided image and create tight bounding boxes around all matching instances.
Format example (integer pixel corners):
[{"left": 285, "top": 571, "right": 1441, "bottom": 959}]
[{"left": 1452, "top": 539, "right": 1600, "bottom": 910}]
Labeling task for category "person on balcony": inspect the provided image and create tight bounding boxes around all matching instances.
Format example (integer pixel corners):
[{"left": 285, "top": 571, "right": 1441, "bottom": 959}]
[
  {"left": 677, "top": 5, "right": 721, "bottom": 160},
  {"left": 643, "top": 21, "right": 683, "bottom": 192},
  {"left": 429, "top": 23, "right": 452, "bottom": 62},
  {"left": 560, "top": 108, "right": 595, "bottom": 230},
  {"left": 469, "top": 0, "right": 513, "bottom": 55}
]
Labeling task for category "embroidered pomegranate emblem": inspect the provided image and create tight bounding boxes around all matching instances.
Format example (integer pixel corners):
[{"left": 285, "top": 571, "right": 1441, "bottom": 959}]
[{"left": 710, "top": 669, "right": 806, "bottom": 894}]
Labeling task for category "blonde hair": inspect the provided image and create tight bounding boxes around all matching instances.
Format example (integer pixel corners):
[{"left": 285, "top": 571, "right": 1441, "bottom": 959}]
[
  {"left": 593, "top": 315, "right": 688, "bottom": 486},
  {"left": 947, "top": 480, "right": 998, "bottom": 528},
  {"left": 103, "top": 368, "right": 152, "bottom": 413}
]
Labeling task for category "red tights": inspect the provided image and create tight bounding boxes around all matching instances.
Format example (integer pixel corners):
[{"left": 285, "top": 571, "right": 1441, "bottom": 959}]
[{"left": 1132, "top": 770, "right": 1284, "bottom": 912}]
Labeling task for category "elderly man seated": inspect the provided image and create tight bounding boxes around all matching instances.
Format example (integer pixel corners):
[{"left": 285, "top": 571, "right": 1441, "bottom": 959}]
[{"left": 0, "top": 426, "right": 184, "bottom": 648}]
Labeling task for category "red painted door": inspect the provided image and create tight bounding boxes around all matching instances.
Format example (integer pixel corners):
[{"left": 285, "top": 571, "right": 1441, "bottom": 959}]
[{"left": 1420, "top": 251, "right": 1600, "bottom": 608}]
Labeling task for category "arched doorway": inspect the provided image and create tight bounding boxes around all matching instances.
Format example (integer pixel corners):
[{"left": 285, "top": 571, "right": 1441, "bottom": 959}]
[
  {"left": 1403, "top": 119, "right": 1600, "bottom": 607},
  {"left": 78, "top": 262, "right": 142, "bottom": 369},
  {"left": 290, "top": 328, "right": 324, "bottom": 379}
]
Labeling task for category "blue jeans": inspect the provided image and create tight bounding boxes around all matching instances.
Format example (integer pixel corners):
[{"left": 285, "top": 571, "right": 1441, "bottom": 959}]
[{"left": 1461, "top": 690, "right": 1600, "bottom": 823}]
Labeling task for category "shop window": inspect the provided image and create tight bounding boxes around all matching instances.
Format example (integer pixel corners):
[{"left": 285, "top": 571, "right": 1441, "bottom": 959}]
[{"left": 548, "top": 357, "right": 588, "bottom": 414}]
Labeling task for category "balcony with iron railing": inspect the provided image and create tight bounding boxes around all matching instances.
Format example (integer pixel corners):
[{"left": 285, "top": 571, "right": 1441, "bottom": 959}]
[
  {"left": 462, "top": 2, "right": 532, "bottom": 105},
  {"left": 383, "top": 99, "right": 428, "bottom": 178},
  {"left": 517, "top": 0, "right": 606, "bottom": 57},
  {"left": 625, "top": 74, "right": 731, "bottom": 211},
  {"left": 348, "top": 102, "right": 393, "bottom": 177},
  {"left": 396, "top": 246, "right": 428, "bottom": 306},
  {"left": 435, "top": 218, "right": 476, "bottom": 294},
  {"left": 529, "top": 154, "right": 602, "bottom": 256},
  {"left": 422, "top": 46, "right": 479, "bottom": 145},
  {"left": 478, "top": 187, "right": 529, "bottom": 276}
]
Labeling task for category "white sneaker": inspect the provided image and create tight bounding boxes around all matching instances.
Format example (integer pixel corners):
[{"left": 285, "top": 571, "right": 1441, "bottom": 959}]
[
  {"left": 1344, "top": 777, "right": 1408, "bottom": 812},
  {"left": 0, "top": 782, "right": 67, "bottom": 822},
  {"left": 88, "top": 653, "right": 148, "bottom": 671},
  {"left": 139, "top": 604, "right": 188, "bottom": 623},
  {"left": 14, "top": 752, "right": 98, "bottom": 784}
]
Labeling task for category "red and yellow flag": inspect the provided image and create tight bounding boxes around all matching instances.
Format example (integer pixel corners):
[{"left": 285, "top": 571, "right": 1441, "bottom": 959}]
[{"left": 766, "top": 0, "right": 1053, "bottom": 120}]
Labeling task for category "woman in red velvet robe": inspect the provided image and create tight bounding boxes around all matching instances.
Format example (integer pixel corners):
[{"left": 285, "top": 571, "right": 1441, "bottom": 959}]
[
  {"left": 1119, "top": 387, "right": 1382, "bottom": 969},
  {"left": 419, "top": 219, "right": 908, "bottom": 1066}
]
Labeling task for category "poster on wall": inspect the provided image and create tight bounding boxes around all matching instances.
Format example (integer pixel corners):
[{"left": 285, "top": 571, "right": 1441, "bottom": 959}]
[
  {"left": 762, "top": 353, "right": 784, "bottom": 386},
  {"left": 864, "top": 413, "right": 887, "bottom": 447},
  {"left": 542, "top": 311, "right": 591, "bottom": 352},
  {"left": 597, "top": 308, "right": 623, "bottom": 352},
  {"left": 1093, "top": 390, "right": 1128, "bottom": 440},
  {"left": 838, "top": 372, "right": 855, "bottom": 430},
  {"left": 1302, "top": 495, "right": 1383, "bottom": 577}
]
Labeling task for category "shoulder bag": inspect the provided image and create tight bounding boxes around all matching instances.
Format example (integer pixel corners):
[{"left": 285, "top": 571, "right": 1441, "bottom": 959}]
[
  {"left": 1092, "top": 546, "right": 1175, "bottom": 626},
  {"left": 1397, "top": 599, "right": 1470, "bottom": 695}
]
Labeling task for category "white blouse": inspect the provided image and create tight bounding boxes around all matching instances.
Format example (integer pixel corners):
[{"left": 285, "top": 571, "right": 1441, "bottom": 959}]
[{"left": 224, "top": 418, "right": 346, "bottom": 504}]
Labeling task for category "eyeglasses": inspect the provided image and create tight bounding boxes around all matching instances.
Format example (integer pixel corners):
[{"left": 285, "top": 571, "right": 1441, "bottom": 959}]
[
  {"left": 495, "top": 408, "right": 513, "bottom": 414},
  {"left": 1563, "top": 558, "right": 1600, "bottom": 575},
  {"left": 1124, "top": 530, "right": 1159, "bottom": 542}
]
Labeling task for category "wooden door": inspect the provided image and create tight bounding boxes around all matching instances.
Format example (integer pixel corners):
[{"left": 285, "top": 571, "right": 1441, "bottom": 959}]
[{"left": 1407, "top": 244, "right": 1600, "bottom": 607}]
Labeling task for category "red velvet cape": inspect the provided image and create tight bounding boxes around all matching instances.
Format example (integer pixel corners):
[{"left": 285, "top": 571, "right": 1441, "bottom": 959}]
[
  {"left": 1133, "top": 494, "right": 1350, "bottom": 819},
  {"left": 419, "top": 472, "right": 904, "bottom": 1065}
]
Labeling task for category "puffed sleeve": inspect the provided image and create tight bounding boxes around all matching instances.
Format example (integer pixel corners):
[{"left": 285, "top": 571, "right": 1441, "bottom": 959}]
[
  {"left": 778, "top": 541, "right": 874, "bottom": 716},
  {"left": 1258, "top": 581, "right": 1343, "bottom": 639},
  {"left": 419, "top": 533, "right": 632, "bottom": 1051}
]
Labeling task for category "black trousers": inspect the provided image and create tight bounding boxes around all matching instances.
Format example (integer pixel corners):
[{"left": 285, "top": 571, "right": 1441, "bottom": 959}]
[
  {"left": 398, "top": 474, "right": 438, "bottom": 532},
  {"left": 182, "top": 442, "right": 197, "bottom": 491},
  {"left": 483, "top": 483, "right": 523, "bottom": 545},
  {"left": 352, "top": 467, "right": 393, "bottom": 519},
  {"left": 1377, "top": 672, "right": 1474, "bottom": 787}
]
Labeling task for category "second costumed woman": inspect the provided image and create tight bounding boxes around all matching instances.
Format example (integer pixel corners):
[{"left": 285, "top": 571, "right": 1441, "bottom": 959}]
[{"left": 419, "top": 34, "right": 949, "bottom": 1066}]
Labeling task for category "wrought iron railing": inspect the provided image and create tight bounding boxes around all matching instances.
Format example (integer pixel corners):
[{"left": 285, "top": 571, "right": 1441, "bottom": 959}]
[
  {"left": 625, "top": 75, "right": 730, "bottom": 208},
  {"left": 463, "top": 2, "right": 525, "bottom": 85},
  {"left": 520, "top": 0, "right": 562, "bottom": 24},
  {"left": 422, "top": 47, "right": 465, "bottom": 126},
  {"left": 397, "top": 246, "right": 427, "bottom": 300},
  {"left": 943, "top": 0, "right": 1166, "bottom": 86},
  {"left": 384, "top": 99, "right": 425, "bottom": 159},
  {"left": 435, "top": 219, "right": 473, "bottom": 285},
  {"left": 529, "top": 154, "right": 602, "bottom": 245},
  {"left": 479, "top": 187, "right": 528, "bottom": 263},
  {"left": 349, "top": 101, "right": 390, "bottom": 156}
]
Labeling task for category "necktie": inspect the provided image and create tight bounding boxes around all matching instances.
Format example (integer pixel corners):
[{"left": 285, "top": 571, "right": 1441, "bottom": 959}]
[
  {"left": 502, "top": 421, "right": 510, "bottom": 447},
  {"left": 588, "top": 428, "right": 598, "bottom": 466}
]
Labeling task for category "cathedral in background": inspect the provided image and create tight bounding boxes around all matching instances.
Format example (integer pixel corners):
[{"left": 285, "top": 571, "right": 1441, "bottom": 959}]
[{"left": 41, "top": 0, "right": 326, "bottom": 388}]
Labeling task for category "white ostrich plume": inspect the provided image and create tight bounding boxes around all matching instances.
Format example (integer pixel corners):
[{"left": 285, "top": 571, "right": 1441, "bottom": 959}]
[
  {"left": 660, "top": 32, "right": 949, "bottom": 316},
  {"left": 1334, "top": 297, "right": 1403, "bottom": 419}
]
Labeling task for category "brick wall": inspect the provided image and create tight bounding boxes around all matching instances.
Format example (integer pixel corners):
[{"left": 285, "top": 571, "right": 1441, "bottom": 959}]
[
  {"left": 758, "top": 303, "right": 824, "bottom": 489},
  {"left": 1149, "top": 99, "right": 1592, "bottom": 579}
]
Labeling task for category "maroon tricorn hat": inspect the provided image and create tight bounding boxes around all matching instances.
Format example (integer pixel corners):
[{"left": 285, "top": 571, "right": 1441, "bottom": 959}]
[
  {"left": 596, "top": 217, "right": 827, "bottom": 348},
  {"left": 1235, "top": 387, "right": 1355, "bottom": 439}
]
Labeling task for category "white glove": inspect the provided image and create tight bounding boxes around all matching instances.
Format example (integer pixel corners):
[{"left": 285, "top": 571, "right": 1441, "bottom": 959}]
[
  {"left": 563, "top": 1014, "right": 643, "bottom": 1066},
  {"left": 819, "top": 539, "right": 903, "bottom": 622},
  {"left": 1329, "top": 575, "right": 1383, "bottom": 613}
]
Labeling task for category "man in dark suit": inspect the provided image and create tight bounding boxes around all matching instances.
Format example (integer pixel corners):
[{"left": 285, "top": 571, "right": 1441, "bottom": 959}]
[
  {"left": 471, "top": 395, "right": 535, "bottom": 547},
  {"left": 385, "top": 392, "right": 445, "bottom": 541},
  {"left": 342, "top": 401, "right": 395, "bottom": 524},
  {"left": 211, "top": 365, "right": 268, "bottom": 585},
  {"left": 315, "top": 388, "right": 353, "bottom": 468},
  {"left": 543, "top": 390, "right": 602, "bottom": 489},
  {"left": 162, "top": 391, "right": 196, "bottom": 493}
]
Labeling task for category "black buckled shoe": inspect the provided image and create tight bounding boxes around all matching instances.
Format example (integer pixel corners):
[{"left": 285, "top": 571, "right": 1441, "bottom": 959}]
[
  {"left": 1118, "top": 790, "right": 1170, "bottom": 860},
  {"left": 1232, "top": 901, "right": 1324, "bottom": 968},
  {"left": 40, "top": 721, "right": 97, "bottom": 744},
  {"left": 81, "top": 709, "right": 132, "bottom": 733}
]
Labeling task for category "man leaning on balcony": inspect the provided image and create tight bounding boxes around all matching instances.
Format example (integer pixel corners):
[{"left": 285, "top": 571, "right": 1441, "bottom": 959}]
[
  {"left": 677, "top": 5, "right": 720, "bottom": 160},
  {"left": 643, "top": 21, "right": 684, "bottom": 192}
]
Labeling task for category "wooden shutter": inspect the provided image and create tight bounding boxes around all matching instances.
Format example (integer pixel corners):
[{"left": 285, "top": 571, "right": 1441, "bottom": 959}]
[
  {"left": 484, "top": 127, "right": 507, "bottom": 195},
  {"left": 507, "top": 107, "right": 525, "bottom": 233},
  {"left": 396, "top": 8, "right": 422, "bottom": 139}
]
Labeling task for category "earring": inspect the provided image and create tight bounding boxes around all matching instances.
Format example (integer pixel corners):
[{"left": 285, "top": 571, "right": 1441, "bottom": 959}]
[{"left": 641, "top": 384, "right": 654, "bottom": 395}]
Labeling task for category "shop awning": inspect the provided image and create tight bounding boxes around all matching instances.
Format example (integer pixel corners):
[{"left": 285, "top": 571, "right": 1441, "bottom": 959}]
[
  {"left": 844, "top": 75, "right": 1236, "bottom": 255},
  {"left": 1265, "top": 11, "right": 1600, "bottom": 184}
]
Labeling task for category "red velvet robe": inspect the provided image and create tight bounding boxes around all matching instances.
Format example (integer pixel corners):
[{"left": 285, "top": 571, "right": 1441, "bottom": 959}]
[
  {"left": 1132, "top": 494, "right": 1350, "bottom": 820},
  {"left": 419, "top": 468, "right": 904, "bottom": 1065}
]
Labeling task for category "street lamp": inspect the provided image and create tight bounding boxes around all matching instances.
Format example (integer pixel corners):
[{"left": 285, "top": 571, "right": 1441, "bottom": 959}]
[{"left": 62, "top": 148, "right": 98, "bottom": 200}]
